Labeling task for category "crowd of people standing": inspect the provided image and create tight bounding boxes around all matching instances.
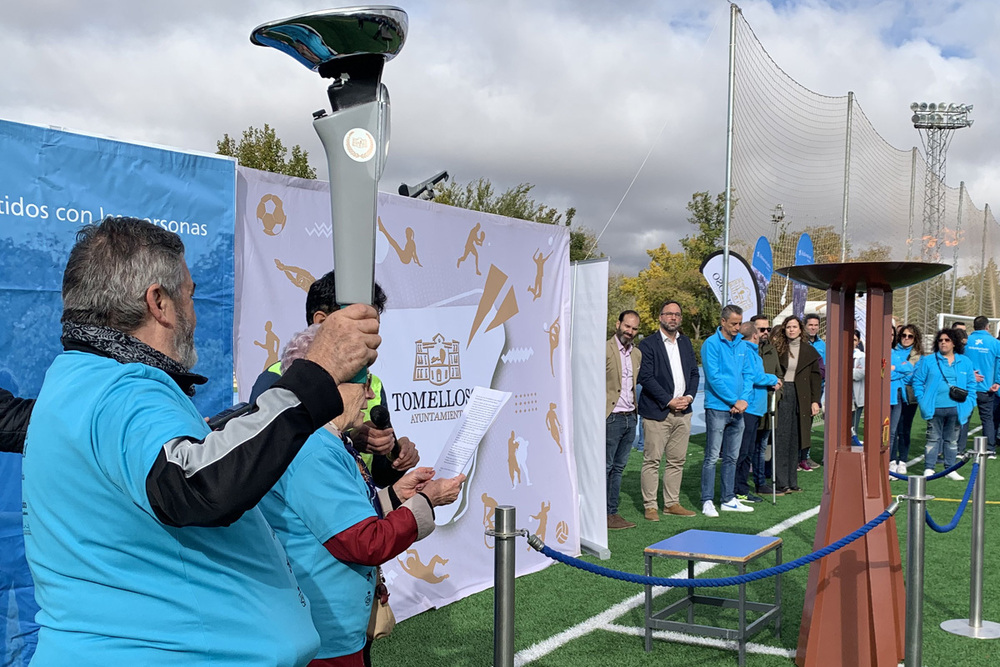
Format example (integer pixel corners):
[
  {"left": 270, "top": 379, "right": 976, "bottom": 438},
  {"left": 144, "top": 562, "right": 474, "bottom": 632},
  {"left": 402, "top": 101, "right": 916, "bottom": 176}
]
[
  {"left": 606, "top": 302, "right": 1000, "bottom": 529},
  {"left": 889, "top": 317, "right": 1000, "bottom": 479}
]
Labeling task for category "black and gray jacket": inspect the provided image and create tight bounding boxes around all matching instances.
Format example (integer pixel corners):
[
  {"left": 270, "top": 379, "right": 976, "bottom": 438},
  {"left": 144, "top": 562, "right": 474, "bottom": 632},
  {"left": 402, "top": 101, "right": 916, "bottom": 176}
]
[
  {"left": 62, "top": 323, "right": 345, "bottom": 529},
  {"left": 0, "top": 388, "right": 33, "bottom": 454}
]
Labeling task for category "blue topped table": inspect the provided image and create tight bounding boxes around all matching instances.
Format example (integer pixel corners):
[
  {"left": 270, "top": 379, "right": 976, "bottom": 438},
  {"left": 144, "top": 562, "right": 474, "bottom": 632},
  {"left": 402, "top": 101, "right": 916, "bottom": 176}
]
[{"left": 644, "top": 530, "right": 783, "bottom": 666}]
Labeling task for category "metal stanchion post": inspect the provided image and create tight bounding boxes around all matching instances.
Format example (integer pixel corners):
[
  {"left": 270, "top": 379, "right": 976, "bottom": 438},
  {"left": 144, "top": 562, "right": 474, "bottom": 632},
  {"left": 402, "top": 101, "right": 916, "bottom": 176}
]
[
  {"left": 942, "top": 436, "right": 1000, "bottom": 638},
  {"left": 493, "top": 505, "right": 516, "bottom": 667},
  {"left": 905, "top": 474, "right": 931, "bottom": 667}
]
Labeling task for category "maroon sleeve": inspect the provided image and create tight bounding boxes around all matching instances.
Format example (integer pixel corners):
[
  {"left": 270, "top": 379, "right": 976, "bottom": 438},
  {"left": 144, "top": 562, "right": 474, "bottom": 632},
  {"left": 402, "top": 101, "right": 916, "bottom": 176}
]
[{"left": 324, "top": 508, "right": 419, "bottom": 566}]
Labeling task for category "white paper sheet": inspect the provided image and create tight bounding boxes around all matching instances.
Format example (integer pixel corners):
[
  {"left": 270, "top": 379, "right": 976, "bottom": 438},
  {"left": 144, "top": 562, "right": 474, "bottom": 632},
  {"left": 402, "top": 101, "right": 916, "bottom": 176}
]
[{"left": 433, "top": 386, "right": 511, "bottom": 478}]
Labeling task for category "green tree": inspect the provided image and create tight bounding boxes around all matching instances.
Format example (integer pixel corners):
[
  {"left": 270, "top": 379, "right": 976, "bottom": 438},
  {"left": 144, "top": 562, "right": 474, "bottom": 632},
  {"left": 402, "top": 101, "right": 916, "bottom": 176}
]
[
  {"left": 680, "top": 191, "right": 728, "bottom": 263},
  {"left": 434, "top": 177, "right": 600, "bottom": 261},
  {"left": 607, "top": 271, "right": 638, "bottom": 338},
  {"left": 217, "top": 123, "right": 317, "bottom": 179},
  {"left": 621, "top": 245, "right": 715, "bottom": 352},
  {"left": 619, "top": 190, "right": 742, "bottom": 355}
]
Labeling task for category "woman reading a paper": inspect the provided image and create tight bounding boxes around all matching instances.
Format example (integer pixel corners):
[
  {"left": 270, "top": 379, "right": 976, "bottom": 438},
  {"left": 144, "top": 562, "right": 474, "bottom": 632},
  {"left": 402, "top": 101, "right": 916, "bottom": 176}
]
[{"left": 258, "top": 324, "right": 466, "bottom": 667}]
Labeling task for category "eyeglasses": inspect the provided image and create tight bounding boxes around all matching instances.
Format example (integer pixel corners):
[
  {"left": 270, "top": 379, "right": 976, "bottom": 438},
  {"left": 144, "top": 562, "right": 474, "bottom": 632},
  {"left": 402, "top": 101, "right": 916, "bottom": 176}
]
[
  {"left": 938, "top": 338, "right": 952, "bottom": 343},
  {"left": 661, "top": 311, "right": 682, "bottom": 318},
  {"left": 901, "top": 333, "right": 914, "bottom": 339},
  {"left": 757, "top": 327, "right": 771, "bottom": 332}
]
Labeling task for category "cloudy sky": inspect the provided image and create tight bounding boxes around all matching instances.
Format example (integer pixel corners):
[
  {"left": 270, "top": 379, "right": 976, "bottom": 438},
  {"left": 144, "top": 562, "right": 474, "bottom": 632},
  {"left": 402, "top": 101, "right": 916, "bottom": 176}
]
[{"left": 3, "top": 0, "right": 997, "bottom": 274}]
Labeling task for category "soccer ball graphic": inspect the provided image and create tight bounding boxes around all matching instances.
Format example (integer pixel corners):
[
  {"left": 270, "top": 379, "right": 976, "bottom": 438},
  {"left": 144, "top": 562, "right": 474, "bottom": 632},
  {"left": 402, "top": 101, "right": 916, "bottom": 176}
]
[{"left": 256, "top": 194, "right": 287, "bottom": 236}]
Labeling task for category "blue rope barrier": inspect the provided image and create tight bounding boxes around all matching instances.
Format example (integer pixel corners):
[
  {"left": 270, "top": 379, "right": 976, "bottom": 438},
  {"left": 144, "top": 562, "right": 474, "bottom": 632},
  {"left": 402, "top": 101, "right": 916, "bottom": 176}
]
[
  {"left": 849, "top": 435, "right": 969, "bottom": 481},
  {"left": 534, "top": 508, "right": 897, "bottom": 588},
  {"left": 925, "top": 462, "right": 979, "bottom": 533},
  {"left": 889, "top": 455, "right": 969, "bottom": 481}
]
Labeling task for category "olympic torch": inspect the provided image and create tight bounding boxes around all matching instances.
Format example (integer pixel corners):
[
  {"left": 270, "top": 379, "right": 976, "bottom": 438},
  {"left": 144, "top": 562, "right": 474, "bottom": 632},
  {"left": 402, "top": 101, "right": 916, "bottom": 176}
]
[{"left": 251, "top": 7, "right": 407, "bottom": 309}]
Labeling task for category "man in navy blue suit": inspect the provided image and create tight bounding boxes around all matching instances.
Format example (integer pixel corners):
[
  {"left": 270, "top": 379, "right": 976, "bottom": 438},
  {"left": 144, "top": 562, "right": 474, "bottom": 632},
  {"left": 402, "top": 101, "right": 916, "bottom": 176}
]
[{"left": 637, "top": 300, "right": 700, "bottom": 520}]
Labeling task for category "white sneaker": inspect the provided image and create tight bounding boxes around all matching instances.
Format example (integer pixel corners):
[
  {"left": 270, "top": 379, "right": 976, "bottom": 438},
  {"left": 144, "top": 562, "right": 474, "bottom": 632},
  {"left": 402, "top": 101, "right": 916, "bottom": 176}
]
[
  {"left": 702, "top": 501, "right": 719, "bottom": 518},
  {"left": 924, "top": 468, "right": 935, "bottom": 477},
  {"left": 721, "top": 498, "right": 754, "bottom": 513},
  {"left": 946, "top": 471, "right": 965, "bottom": 481},
  {"left": 889, "top": 461, "right": 898, "bottom": 475},
  {"left": 898, "top": 462, "right": 907, "bottom": 476}
]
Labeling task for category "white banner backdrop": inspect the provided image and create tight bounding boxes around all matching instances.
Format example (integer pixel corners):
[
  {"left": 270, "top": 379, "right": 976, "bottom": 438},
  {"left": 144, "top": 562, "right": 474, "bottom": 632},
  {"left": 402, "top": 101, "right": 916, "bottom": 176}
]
[
  {"left": 570, "top": 259, "right": 610, "bottom": 558},
  {"left": 234, "top": 167, "right": 578, "bottom": 621}
]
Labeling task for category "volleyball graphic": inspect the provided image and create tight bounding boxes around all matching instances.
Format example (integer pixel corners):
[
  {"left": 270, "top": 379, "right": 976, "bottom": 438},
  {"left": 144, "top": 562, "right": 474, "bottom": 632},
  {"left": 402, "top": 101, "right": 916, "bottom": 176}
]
[{"left": 555, "top": 521, "right": 569, "bottom": 544}]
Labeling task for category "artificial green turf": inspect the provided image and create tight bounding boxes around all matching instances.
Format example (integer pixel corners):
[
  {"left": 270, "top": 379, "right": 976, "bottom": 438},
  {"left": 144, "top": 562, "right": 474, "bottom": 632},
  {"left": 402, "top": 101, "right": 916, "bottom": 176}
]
[{"left": 373, "top": 412, "right": 1000, "bottom": 666}]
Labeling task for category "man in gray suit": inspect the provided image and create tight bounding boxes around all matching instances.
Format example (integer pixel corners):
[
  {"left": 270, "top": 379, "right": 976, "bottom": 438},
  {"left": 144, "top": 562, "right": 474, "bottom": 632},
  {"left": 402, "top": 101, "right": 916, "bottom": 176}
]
[{"left": 605, "top": 310, "right": 641, "bottom": 530}]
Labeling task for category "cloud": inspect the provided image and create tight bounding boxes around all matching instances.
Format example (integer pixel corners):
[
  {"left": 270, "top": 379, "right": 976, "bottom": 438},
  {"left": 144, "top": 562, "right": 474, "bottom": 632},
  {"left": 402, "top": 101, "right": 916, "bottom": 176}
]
[{"left": 1, "top": 0, "right": 996, "bottom": 275}]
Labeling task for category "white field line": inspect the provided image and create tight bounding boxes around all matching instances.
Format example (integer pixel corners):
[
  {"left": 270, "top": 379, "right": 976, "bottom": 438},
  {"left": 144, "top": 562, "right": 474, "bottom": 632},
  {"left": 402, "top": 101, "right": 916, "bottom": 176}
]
[
  {"left": 514, "top": 505, "right": 821, "bottom": 666},
  {"left": 603, "top": 623, "right": 797, "bottom": 658}
]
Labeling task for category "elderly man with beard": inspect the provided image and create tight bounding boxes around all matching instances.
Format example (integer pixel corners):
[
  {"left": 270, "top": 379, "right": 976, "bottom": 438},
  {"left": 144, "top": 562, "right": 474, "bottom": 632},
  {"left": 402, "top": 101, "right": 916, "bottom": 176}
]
[{"left": 22, "top": 217, "right": 380, "bottom": 667}]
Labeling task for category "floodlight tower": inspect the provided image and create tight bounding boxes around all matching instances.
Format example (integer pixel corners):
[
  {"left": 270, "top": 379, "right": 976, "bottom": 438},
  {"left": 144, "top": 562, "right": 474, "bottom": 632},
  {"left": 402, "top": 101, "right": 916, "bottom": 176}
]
[{"left": 910, "top": 101, "right": 973, "bottom": 330}]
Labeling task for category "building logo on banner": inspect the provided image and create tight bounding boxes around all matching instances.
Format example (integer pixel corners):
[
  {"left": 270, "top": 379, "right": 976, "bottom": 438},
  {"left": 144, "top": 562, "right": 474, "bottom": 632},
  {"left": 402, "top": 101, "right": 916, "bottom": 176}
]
[
  {"left": 729, "top": 277, "right": 755, "bottom": 311},
  {"left": 413, "top": 334, "right": 462, "bottom": 386},
  {"left": 256, "top": 194, "right": 287, "bottom": 236},
  {"left": 394, "top": 332, "right": 475, "bottom": 424},
  {"left": 343, "top": 128, "right": 376, "bottom": 162}
]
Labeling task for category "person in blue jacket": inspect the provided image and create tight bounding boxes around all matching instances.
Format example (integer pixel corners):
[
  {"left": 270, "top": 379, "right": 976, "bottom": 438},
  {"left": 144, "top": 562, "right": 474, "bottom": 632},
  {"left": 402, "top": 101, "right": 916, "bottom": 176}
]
[
  {"left": 888, "top": 326, "right": 918, "bottom": 476},
  {"left": 891, "top": 324, "right": 924, "bottom": 472},
  {"left": 964, "top": 316, "right": 1000, "bottom": 456},
  {"left": 733, "top": 322, "right": 781, "bottom": 504},
  {"left": 699, "top": 305, "right": 756, "bottom": 516},
  {"left": 911, "top": 328, "right": 977, "bottom": 479}
]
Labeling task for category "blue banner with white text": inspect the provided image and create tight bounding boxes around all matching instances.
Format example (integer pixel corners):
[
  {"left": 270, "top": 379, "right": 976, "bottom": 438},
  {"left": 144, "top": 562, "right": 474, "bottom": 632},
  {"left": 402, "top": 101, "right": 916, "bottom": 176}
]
[
  {"left": 0, "top": 120, "right": 235, "bottom": 666},
  {"left": 751, "top": 236, "right": 773, "bottom": 307},
  {"left": 0, "top": 119, "right": 236, "bottom": 414}
]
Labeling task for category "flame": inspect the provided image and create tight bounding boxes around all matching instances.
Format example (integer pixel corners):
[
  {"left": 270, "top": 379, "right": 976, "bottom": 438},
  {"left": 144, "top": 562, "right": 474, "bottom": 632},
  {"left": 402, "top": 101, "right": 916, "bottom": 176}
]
[{"left": 940, "top": 226, "right": 963, "bottom": 247}]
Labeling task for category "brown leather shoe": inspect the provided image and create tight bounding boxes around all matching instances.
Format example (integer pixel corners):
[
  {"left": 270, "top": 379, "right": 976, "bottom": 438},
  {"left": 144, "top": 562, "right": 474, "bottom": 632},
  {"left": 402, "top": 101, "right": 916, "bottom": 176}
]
[
  {"left": 607, "top": 514, "right": 636, "bottom": 530},
  {"left": 643, "top": 507, "right": 660, "bottom": 522},
  {"left": 663, "top": 503, "right": 696, "bottom": 517}
]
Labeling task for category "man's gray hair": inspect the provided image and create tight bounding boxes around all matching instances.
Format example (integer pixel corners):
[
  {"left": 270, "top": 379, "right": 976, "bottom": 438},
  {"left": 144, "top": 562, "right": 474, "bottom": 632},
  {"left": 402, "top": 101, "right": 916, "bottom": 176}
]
[
  {"left": 721, "top": 304, "right": 743, "bottom": 321},
  {"left": 62, "top": 217, "right": 187, "bottom": 333}
]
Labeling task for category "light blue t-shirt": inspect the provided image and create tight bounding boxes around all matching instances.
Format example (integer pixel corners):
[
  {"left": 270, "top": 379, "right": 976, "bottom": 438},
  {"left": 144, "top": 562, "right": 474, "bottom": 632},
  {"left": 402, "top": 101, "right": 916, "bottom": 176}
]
[
  {"left": 811, "top": 337, "right": 826, "bottom": 362},
  {"left": 258, "top": 427, "right": 379, "bottom": 659},
  {"left": 743, "top": 341, "right": 779, "bottom": 417},
  {"left": 701, "top": 328, "right": 754, "bottom": 412},
  {"left": 22, "top": 352, "right": 319, "bottom": 667},
  {"left": 965, "top": 330, "right": 1000, "bottom": 392},
  {"left": 912, "top": 352, "right": 976, "bottom": 423},
  {"left": 890, "top": 346, "right": 916, "bottom": 406}
]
